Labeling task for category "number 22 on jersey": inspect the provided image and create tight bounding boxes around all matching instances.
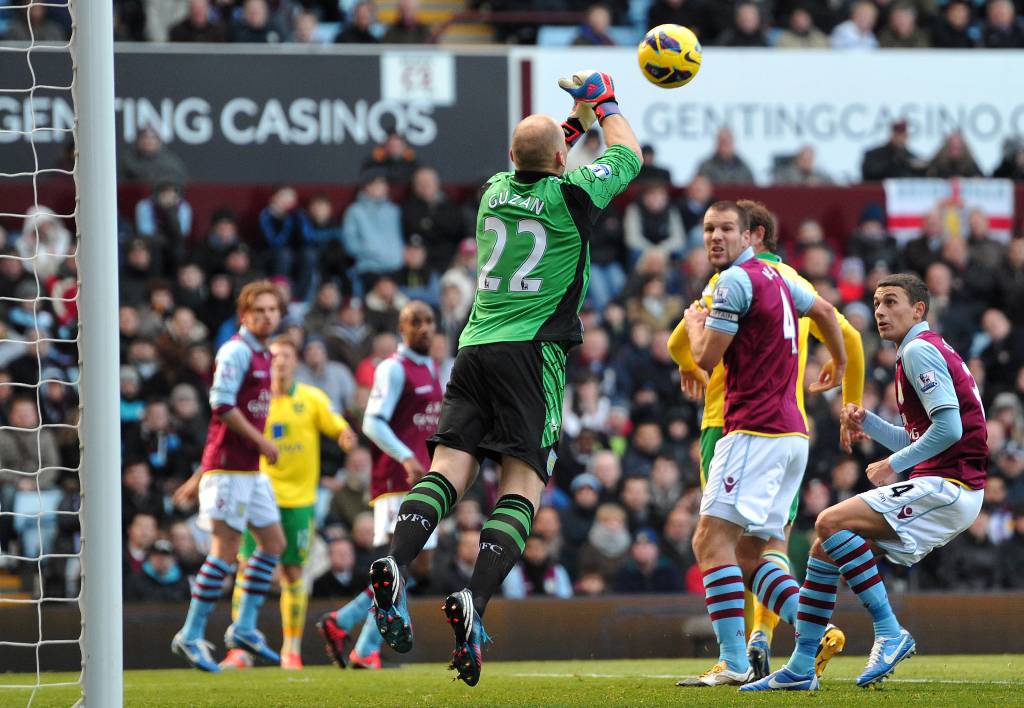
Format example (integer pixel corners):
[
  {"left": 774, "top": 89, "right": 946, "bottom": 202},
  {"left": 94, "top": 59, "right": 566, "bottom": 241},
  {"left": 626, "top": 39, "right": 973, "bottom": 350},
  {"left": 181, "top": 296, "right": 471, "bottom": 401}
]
[{"left": 478, "top": 216, "right": 548, "bottom": 294}]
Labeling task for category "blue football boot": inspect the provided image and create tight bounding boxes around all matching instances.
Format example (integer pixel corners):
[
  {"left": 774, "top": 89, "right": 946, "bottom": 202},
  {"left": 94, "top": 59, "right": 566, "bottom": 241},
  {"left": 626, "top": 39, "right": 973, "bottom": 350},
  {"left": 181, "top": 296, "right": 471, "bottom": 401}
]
[
  {"left": 857, "top": 628, "right": 916, "bottom": 687},
  {"left": 740, "top": 666, "right": 819, "bottom": 692},
  {"left": 224, "top": 624, "right": 280, "bottom": 665},
  {"left": 444, "top": 589, "right": 491, "bottom": 687},
  {"left": 171, "top": 632, "right": 221, "bottom": 673},
  {"left": 369, "top": 556, "right": 414, "bottom": 653}
]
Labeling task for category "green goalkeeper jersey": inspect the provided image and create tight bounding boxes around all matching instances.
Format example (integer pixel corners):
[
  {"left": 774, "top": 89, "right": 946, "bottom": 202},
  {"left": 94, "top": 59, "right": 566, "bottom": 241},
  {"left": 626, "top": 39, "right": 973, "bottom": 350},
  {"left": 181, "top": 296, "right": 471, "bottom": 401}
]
[{"left": 459, "top": 144, "right": 641, "bottom": 348}]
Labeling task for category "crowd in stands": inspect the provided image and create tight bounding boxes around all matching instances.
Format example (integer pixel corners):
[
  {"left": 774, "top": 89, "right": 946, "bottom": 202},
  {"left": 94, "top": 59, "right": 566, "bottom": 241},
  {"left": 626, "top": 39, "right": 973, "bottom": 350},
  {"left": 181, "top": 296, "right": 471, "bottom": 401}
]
[
  {"left": 1, "top": 122, "right": 1023, "bottom": 606},
  {"left": 4, "top": 0, "right": 1024, "bottom": 50}
]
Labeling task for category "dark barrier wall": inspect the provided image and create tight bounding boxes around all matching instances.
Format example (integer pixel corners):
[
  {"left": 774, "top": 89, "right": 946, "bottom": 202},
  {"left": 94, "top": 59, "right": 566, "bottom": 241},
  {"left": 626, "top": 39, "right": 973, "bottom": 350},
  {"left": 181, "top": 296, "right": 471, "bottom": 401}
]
[
  {"left": 2, "top": 593, "right": 1023, "bottom": 673},
  {"left": 0, "top": 48, "right": 509, "bottom": 183}
]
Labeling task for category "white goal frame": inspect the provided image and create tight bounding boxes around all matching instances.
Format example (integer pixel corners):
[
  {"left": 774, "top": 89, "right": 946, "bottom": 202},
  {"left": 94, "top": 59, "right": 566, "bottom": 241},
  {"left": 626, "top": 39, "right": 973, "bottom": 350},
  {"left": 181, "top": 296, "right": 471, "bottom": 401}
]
[{"left": 71, "top": 1, "right": 123, "bottom": 706}]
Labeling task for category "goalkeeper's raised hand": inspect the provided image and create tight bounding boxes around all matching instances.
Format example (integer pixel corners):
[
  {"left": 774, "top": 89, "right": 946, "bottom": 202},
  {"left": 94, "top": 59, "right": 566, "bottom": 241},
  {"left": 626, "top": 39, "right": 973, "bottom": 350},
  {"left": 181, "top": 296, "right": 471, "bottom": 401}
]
[
  {"left": 561, "top": 101, "right": 597, "bottom": 148},
  {"left": 557, "top": 70, "right": 620, "bottom": 124}
]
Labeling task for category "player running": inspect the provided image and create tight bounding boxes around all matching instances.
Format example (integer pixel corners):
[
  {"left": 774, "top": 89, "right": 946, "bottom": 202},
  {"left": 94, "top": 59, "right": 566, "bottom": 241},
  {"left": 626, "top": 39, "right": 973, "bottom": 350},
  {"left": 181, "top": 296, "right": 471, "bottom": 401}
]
[
  {"left": 220, "top": 335, "right": 357, "bottom": 671},
  {"left": 743, "top": 273, "right": 987, "bottom": 691},
  {"left": 317, "top": 301, "right": 442, "bottom": 670},
  {"left": 171, "top": 281, "right": 287, "bottom": 672},
  {"left": 365, "top": 70, "right": 641, "bottom": 687},
  {"left": 675, "top": 201, "right": 847, "bottom": 687},
  {"left": 667, "top": 200, "right": 864, "bottom": 679}
]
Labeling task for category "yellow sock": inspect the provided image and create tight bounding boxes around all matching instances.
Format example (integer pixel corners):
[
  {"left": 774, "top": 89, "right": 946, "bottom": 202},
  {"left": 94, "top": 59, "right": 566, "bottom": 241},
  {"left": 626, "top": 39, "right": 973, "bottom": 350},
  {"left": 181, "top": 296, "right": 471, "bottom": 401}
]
[
  {"left": 743, "top": 590, "right": 757, "bottom": 641},
  {"left": 230, "top": 566, "right": 245, "bottom": 623},
  {"left": 752, "top": 551, "right": 791, "bottom": 642},
  {"left": 280, "top": 578, "right": 307, "bottom": 656}
]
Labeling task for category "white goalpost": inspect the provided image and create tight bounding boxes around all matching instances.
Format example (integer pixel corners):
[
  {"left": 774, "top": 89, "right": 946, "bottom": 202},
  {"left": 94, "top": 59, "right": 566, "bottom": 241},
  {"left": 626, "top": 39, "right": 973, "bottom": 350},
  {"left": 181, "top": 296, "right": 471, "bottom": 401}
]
[{"left": 0, "top": 1, "right": 122, "bottom": 706}]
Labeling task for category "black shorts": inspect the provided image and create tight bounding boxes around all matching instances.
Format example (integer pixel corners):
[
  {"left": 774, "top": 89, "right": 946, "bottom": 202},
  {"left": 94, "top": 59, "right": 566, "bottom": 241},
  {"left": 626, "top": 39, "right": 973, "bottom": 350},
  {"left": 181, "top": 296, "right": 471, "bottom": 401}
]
[{"left": 428, "top": 341, "right": 567, "bottom": 483}]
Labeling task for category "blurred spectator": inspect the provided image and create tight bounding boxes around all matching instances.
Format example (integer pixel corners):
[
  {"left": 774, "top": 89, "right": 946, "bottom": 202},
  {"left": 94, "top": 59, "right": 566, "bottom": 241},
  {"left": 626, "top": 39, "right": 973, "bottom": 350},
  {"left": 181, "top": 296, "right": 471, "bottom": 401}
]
[
  {"left": 135, "top": 182, "right": 192, "bottom": 276},
  {"left": 335, "top": 1, "right": 378, "bottom": 43},
  {"left": 113, "top": 0, "right": 148, "bottom": 41},
  {"left": 567, "top": 130, "right": 603, "bottom": 173},
  {"left": 304, "top": 281, "right": 343, "bottom": 339},
  {"left": 561, "top": 473, "right": 601, "bottom": 554},
  {"left": 383, "top": 0, "right": 431, "bottom": 43},
  {"left": 306, "top": 195, "right": 352, "bottom": 288},
  {"left": 998, "top": 511, "right": 1024, "bottom": 588},
  {"left": 626, "top": 275, "right": 684, "bottom": 331},
  {"left": 343, "top": 171, "right": 404, "bottom": 282},
  {"left": 573, "top": 4, "right": 615, "bottom": 46},
  {"left": 935, "top": 512, "right": 1000, "bottom": 589},
  {"left": 696, "top": 128, "right": 755, "bottom": 184},
  {"left": 588, "top": 209, "right": 628, "bottom": 311},
  {"left": 291, "top": 9, "right": 320, "bottom": 42},
  {"left": 364, "top": 276, "right": 408, "bottom": 333},
  {"left": 259, "top": 186, "right": 318, "bottom": 301},
  {"left": 993, "top": 137, "right": 1024, "bottom": 179},
  {"left": 638, "top": 145, "right": 672, "bottom": 184},
  {"left": 122, "top": 512, "right": 158, "bottom": 576},
  {"left": 120, "top": 366, "right": 146, "bottom": 424},
  {"left": 966, "top": 210, "right": 1005, "bottom": 274},
  {"left": 679, "top": 175, "right": 713, "bottom": 237},
  {"left": 620, "top": 476, "right": 654, "bottom": 532},
  {"left": 123, "top": 399, "right": 190, "bottom": 482},
  {"left": 900, "top": 209, "right": 945, "bottom": 275},
  {"left": 229, "top": 0, "right": 283, "bottom": 42},
  {"left": 119, "top": 126, "right": 188, "bottom": 187},
  {"left": 925, "top": 261, "right": 976, "bottom": 355},
  {"left": 532, "top": 506, "right": 565, "bottom": 563},
  {"left": 624, "top": 180, "right": 686, "bottom": 261},
  {"left": 830, "top": 1, "right": 879, "bottom": 49},
  {"left": 17, "top": 206, "right": 72, "bottom": 280},
  {"left": 878, "top": 3, "right": 930, "bottom": 47},
  {"left": 324, "top": 297, "right": 372, "bottom": 371},
  {"left": 929, "top": 0, "right": 974, "bottom": 48},
  {"left": 622, "top": 420, "right": 663, "bottom": 478},
  {"left": 773, "top": 145, "right": 832, "bottom": 185},
  {"left": 0, "top": 398, "right": 61, "bottom": 490},
  {"left": 402, "top": 166, "right": 464, "bottom": 273},
  {"left": 4, "top": 3, "right": 67, "bottom": 41},
  {"left": 435, "top": 529, "right": 479, "bottom": 594},
  {"left": 646, "top": 0, "right": 707, "bottom": 38},
  {"left": 311, "top": 537, "right": 362, "bottom": 597},
  {"left": 975, "top": 309, "right": 1024, "bottom": 399},
  {"left": 775, "top": 5, "right": 829, "bottom": 48},
  {"left": 980, "top": 0, "right": 1024, "bottom": 48},
  {"left": 614, "top": 528, "right": 684, "bottom": 593},
  {"left": 861, "top": 119, "right": 924, "bottom": 181},
  {"left": 502, "top": 535, "right": 573, "bottom": 598},
  {"left": 193, "top": 208, "right": 240, "bottom": 275},
  {"left": 169, "top": 0, "right": 227, "bottom": 41},
  {"left": 296, "top": 337, "right": 356, "bottom": 413},
  {"left": 362, "top": 132, "right": 419, "bottom": 185},
  {"left": 124, "top": 539, "right": 190, "bottom": 602},
  {"left": 169, "top": 382, "right": 207, "bottom": 463},
  {"left": 997, "top": 239, "right": 1024, "bottom": 322},
  {"left": 660, "top": 506, "right": 696, "bottom": 572},
  {"left": 328, "top": 447, "right": 372, "bottom": 528},
  {"left": 926, "top": 132, "right": 982, "bottom": 178},
  {"left": 577, "top": 503, "right": 631, "bottom": 584},
  {"left": 848, "top": 203, "right": 899, "bottom": 272},
  {"left": 716, "top": 2, "right": 768, "bottom": 47},
  {"left": 396, "top": 236, "right": 441, "bottom": 306}
]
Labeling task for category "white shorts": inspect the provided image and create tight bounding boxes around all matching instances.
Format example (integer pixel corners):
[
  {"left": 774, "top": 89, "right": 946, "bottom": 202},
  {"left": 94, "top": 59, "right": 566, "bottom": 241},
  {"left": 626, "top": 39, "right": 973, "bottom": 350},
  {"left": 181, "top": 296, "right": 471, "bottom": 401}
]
[
  {"left": 859, "top": 476, "right": 983, "bottom": 566},
  {"left": 372, "top": 493, "right": 438, "bottom": 551},
  {"left": 700, "top": 432, "right": 809, "bottom": 541},
  {"left": 197, "top": 472, "right": 281, "bottom": 534}
]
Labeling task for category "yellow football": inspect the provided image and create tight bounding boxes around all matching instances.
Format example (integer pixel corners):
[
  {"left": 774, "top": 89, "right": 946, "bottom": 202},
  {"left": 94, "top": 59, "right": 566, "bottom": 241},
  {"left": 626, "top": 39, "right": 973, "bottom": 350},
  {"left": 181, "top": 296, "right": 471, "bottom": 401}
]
[{"left": 637, "top": 24, "right": 702, "bottom": 89}]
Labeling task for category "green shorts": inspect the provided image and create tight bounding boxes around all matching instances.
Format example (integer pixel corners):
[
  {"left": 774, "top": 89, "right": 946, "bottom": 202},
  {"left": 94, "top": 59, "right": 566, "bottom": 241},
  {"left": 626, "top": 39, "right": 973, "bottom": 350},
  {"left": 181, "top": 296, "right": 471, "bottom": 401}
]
[
  {"left": 698, "top": 426, "right": 800, "bottom": 525},
  {"left": 240, "top": 505, "right": 314, "bottom": 567}
]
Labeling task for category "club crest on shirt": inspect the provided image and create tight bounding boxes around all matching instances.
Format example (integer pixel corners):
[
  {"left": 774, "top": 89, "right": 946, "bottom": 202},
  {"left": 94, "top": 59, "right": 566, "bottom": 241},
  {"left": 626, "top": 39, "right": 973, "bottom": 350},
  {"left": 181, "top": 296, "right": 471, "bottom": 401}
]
[{"left": 917, "top": 369, "right": 938, "bottom": 394}]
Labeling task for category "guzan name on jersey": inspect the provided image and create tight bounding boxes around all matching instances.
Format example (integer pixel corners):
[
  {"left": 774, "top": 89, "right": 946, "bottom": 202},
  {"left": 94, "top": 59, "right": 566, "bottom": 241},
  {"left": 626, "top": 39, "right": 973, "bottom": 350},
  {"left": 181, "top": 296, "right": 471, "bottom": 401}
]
[{"left": 459, "top": 144, "right": 641, "bottom": 348}]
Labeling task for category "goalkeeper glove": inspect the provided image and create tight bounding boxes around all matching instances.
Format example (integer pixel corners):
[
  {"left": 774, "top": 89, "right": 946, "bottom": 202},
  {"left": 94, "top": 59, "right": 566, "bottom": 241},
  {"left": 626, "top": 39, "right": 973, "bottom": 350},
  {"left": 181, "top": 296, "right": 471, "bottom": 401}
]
[
  {"left": 557, "top": 70, "right": 621, "bottom": 124},
  {"left": 561, "top": 101, "right": 597, "bottom": 148}
]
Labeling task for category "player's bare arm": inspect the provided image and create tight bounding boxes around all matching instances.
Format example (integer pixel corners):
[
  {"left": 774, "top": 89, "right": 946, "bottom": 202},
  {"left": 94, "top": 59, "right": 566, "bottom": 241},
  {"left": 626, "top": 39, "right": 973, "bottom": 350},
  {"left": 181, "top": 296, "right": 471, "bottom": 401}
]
[
  {"left": 337, "top": 425, "right": 357, "bottom": 452},
  {"left": 683, "top": 301, "right": 733, "bottom": 373}
]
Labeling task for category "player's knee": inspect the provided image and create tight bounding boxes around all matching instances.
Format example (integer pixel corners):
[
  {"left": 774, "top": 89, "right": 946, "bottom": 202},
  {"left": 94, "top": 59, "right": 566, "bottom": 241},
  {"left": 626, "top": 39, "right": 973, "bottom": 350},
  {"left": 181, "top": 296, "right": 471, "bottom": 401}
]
[{"left": 814, "top": 507, "right": 843, "bottom": 541}]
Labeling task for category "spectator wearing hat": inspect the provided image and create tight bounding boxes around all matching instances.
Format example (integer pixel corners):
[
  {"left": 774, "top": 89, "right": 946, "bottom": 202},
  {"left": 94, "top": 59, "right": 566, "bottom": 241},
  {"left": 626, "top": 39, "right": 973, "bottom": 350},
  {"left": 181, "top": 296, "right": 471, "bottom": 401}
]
[
  {"left": 502, "top": 534, "right": 573, "bottom": 598},
  {"left": 295, "top": 336, "right": 356, "bottom": 413},
  {"left": 560, "top": 473, "right": 602, "bottom": 571},
  {"left": 930, "top": 0, "right": 975, "bottom": 48},
  {"left": 342, "top": 171, "right": 404, "bottom": 286},
  {"left": 862, "top": 119, "right": 925, "bottom": 181},
  {"left": 118, "top": 126, "right": 187, "bottom": 188},
  {"left": 124, "top": 538, "right": 190, "bottom": 603},
  {"left": 613, "top": 528, "right": 684, "bottom": 593}
]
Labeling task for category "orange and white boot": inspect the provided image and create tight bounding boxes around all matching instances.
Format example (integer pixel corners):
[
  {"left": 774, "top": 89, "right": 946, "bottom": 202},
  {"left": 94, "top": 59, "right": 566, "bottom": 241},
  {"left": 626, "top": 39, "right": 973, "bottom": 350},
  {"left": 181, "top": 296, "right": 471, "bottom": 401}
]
[{"left": 348, "top": 649, "right": 381, "bottom": 670}]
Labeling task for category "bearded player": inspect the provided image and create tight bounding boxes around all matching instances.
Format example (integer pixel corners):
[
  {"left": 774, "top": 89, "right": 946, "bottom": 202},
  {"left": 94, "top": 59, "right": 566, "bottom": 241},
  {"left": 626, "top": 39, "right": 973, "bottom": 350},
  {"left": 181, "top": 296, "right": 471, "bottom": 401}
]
[
  {"left": 171, "top": 281, "right": 287, "bottom": 672},
  {"left": 744, "top": 273, "right": 987, "bottom": 691},
  {"left": 220, "top": 335, "right": 357, "bottom": 671},
  {"left": 317, "top": 301, "right": 442, "bottom": 670},
  {"left": 675, "top": 201, "right": 847, "bottom": 687},
  {"left": 667, "top": 200, "right": 864, "bottom": 679},
  {"left": 365, "top": 71, "right": 641, "bottom": 687}
]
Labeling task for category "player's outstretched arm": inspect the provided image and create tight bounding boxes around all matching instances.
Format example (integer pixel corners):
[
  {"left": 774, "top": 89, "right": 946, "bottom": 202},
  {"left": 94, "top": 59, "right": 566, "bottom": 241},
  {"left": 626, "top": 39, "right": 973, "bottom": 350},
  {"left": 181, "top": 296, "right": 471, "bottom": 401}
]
[{"left": 803, "top": 295, "right": 847, "bottom": 393}]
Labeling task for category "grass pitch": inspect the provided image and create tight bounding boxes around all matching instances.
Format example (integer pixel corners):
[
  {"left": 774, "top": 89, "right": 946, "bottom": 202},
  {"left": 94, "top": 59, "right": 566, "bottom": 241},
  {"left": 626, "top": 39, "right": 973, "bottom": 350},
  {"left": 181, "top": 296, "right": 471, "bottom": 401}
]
[{"left": 1, "top": 655, "right": 1021, "bottom": 706}]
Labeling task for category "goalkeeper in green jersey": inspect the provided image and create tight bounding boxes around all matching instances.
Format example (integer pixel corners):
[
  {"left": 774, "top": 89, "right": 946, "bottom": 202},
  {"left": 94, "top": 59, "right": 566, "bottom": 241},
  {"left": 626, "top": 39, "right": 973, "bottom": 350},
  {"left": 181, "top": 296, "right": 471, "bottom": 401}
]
[{"left": 366, "top": 70, "right": 641, "bottom": 686}]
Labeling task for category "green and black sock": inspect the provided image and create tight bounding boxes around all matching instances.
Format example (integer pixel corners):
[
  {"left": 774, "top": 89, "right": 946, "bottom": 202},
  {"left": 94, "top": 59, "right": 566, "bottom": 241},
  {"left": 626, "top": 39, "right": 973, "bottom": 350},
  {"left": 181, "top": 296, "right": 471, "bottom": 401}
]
[
  {"left": 390, "top": 472, "right": 457, "bottom": 569},
  {"left": 469, "top": 494, "right": 535, "bottom": 615}
]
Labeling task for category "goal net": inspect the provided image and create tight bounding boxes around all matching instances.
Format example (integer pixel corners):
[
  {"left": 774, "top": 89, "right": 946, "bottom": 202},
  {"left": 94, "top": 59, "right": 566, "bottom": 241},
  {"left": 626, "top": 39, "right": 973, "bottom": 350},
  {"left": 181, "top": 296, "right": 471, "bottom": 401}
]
[{"left": 0, "top": 2, "right": 122, "bottom": 706}]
